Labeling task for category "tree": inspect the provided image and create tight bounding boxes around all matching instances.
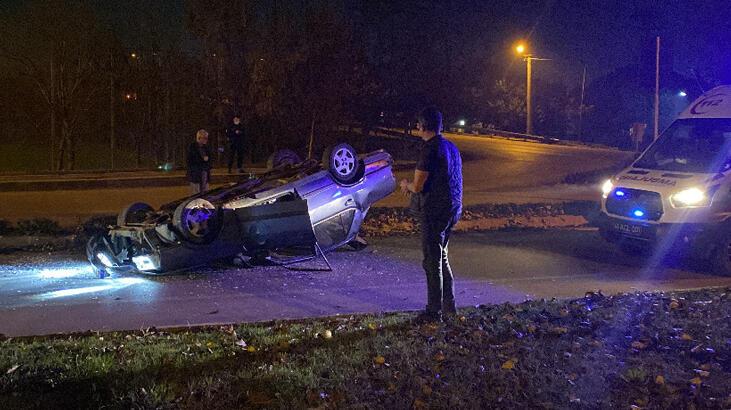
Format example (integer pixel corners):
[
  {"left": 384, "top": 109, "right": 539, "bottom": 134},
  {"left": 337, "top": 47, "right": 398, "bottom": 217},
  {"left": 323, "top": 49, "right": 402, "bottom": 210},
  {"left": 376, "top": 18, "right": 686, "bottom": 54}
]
[{"left": 0, "top": 0, "right": 112, "bottom": 170}]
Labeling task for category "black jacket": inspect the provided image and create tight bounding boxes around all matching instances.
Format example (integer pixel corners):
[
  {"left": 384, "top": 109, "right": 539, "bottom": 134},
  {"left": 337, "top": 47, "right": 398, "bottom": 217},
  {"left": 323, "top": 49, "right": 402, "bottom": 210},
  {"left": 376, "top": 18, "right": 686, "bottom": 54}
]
[
  {"left": 226, "top": 123, "right": 246, "bottom": 146},
  {"left": 186, "top": 142, "right": 212, "bottom": 183}
]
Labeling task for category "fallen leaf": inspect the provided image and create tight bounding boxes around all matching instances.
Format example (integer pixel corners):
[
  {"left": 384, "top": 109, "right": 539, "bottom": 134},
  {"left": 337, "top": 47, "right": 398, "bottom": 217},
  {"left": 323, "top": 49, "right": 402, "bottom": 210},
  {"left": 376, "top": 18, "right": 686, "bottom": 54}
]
[
  {"left": 669, "top": 300, "right": 680, "bottom": 309},
  {"left": 247, "top": 345, "right": 257, "bottom": 353},
  {"left": 552, "top": 327, "right": 568, "bottom": 335},
  {"left": 501, "top": 359, "right": 515, "bottom": 370},
  {"left": 368, "top": 323, "right": 378, "bottom": 331},
  {"left": 690, "top": 377, "right": 702, "bottom": 386},
  {"left": 631, "top": 341, "right": 648, "bottom": 350},
  {"left": 413, "top": 398, "right": 428, "bottom": 409},
  {"left": 434, "top": 352, "right": 446, "bottom": 362},
  {"left": 700, "top": 363, "right": 711, "bottom": 371},
  {"left": 322, "top": 330, "right": 333, "bottom": 339},
  {"left": 526, "top": 324, "right": 537, "bottom": 333},
  {"left": 421, "top": 384, "right": 432, "bottom": 396},
  {"left": 681, "top": 333, "right": 693, "bottom": 341},
  {"left": 459, "top": 315, "right": 466, "bottom": 323},
  {"left": 374, "top": 355, "right": 386, "bottom": 365},
  {"left": 655, "top": 375, "right": 665, "bottom": 385}
]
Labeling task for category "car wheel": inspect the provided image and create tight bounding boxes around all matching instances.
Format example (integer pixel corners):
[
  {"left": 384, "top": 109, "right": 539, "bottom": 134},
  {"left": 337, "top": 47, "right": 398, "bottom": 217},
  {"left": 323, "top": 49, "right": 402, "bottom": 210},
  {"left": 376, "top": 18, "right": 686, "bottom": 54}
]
[
  {"left": 267, "top": 149, "right": 302, "bottom": 170},
  {"left": 172, "top": 198, "right": 222, "bottom": 244},
  {"left": 710, "top": 233, "right": 731, "bottom": 276},
  {"left": 117, "top": 202, "right": 154, "bottom": 226},
  {"left": 323, "top": 142, "right": 364, "bottom": 185}
]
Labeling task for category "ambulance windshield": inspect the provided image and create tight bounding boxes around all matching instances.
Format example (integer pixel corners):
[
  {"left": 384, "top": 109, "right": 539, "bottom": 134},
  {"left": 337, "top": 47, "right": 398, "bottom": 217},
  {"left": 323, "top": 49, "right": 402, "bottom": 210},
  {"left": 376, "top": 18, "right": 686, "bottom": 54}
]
[{"left": 634, "top": 118, "right": 731, "bottom": 173}]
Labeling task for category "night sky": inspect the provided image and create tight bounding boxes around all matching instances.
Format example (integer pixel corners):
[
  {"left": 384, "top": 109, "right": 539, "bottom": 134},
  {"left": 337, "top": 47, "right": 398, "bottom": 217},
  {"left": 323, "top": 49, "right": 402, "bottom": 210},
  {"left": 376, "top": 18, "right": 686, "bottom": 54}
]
[{"left": 1, "top": 0, "right": 729, "bottom": 86}]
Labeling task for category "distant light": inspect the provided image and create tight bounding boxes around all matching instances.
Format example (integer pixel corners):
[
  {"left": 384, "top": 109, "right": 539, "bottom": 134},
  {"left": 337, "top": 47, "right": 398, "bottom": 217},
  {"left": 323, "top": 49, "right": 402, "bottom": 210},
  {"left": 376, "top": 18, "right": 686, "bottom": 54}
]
[
  {"left": 615, "top": 190, "right": 625, "bottom": 197},
  {"left": 458, "top": 120, "right": 466, "bottom": 126},
  {"left": 130, "top": 53, "right": 137, "bottom": 58},
  {"left": 515, "top": 44, "right": 525, "bottom": 54},
  {"left": 678, "top": 90, "right": 687, "bottom": 97},
  {"left": 97, "top": 252, "right": 114, "bottom": 268},
  {"left": 633, "top": 209, "right": 645, "bottom": 217}
]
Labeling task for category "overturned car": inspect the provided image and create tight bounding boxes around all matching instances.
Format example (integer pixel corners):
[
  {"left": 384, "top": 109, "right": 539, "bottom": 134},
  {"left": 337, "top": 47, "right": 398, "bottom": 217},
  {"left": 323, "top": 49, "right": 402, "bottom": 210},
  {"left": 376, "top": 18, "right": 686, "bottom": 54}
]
[{"left": 87, "top": 143, "right": 396, "bottom": 276}]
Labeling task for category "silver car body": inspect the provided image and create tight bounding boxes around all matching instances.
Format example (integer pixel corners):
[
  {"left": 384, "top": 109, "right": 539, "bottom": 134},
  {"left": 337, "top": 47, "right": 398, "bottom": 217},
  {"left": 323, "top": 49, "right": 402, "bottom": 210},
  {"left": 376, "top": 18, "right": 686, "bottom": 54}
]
[{"left": 89, "top": 150, "right": 395, "bottom": 274}]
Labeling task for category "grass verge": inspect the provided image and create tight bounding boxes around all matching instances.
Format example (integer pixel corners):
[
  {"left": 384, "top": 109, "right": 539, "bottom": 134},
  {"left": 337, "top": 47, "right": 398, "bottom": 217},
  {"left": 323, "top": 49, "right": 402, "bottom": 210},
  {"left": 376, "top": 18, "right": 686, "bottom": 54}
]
[{"left": 2, "top": 288, "right": 730, "bottom": 408}]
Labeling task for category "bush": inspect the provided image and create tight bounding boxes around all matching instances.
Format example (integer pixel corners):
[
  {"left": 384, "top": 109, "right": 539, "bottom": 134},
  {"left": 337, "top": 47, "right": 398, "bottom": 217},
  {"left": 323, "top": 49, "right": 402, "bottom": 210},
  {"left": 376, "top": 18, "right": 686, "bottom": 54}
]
[
  {"left": 15, "top": 218, "right": 66, "bottom": 235},
  {"left": 0, "top": 219, "right": 14, "bottom": 235}
]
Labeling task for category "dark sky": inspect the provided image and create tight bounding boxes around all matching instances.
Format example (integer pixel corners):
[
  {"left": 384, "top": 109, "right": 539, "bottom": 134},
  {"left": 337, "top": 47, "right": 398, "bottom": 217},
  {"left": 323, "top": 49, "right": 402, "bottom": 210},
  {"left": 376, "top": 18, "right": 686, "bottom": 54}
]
[{"left": 2, "top": 0, "right": 729, "bottom": 85}]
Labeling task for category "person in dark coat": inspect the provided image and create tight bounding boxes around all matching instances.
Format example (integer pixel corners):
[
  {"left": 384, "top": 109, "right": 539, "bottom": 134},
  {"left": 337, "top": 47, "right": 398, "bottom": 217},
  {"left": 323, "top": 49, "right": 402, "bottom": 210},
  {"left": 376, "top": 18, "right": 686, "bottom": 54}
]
[
  {"left": 400, "top": 106, "right": 463, "bottom": 322},
  {"left": 226, "top": 115, "right": 246, "bottom": 174},
  {"left": 187, "top": 129, "right": 212, "bottom": 194}
]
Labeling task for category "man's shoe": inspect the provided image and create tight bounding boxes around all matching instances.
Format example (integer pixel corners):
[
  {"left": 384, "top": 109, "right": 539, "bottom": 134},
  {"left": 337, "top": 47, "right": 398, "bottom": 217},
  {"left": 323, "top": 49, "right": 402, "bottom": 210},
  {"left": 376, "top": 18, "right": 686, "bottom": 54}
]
[{"left": 414, "top": 310, "right": 442, "bottom": 324}]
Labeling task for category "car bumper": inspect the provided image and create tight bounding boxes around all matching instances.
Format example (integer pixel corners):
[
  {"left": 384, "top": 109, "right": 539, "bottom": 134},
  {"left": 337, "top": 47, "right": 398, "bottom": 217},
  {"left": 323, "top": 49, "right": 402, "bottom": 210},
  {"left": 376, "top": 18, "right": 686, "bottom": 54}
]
[{"left": 596, "top": 212, "right": 722, "bottom": 257}]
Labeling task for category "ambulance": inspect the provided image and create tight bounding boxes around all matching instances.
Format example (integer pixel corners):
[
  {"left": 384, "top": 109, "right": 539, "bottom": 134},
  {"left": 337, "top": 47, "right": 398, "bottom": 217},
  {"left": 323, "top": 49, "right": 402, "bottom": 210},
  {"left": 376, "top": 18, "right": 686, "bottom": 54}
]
[{"left": 598, "top": 85, "right": 731, "bottom": 275}]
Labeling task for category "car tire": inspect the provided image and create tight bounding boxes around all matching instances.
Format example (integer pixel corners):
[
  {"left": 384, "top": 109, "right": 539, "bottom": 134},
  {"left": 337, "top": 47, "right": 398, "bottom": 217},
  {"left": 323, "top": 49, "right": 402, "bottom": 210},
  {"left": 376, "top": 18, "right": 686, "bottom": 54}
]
[
  {"left": 323, "top": 142, "right": 364, "bottom": 185},
  {"left": 710, "top": 233, "right": 731, "bottom": 276},
  {"left": 267, "top": 149, "right": 302, "bottom": 170},
  {"left": 172, "top": 198, "right": 222, "bottom": 244},
  {"left": 117, "top": 202, "right": 154, "bottom": 226}
]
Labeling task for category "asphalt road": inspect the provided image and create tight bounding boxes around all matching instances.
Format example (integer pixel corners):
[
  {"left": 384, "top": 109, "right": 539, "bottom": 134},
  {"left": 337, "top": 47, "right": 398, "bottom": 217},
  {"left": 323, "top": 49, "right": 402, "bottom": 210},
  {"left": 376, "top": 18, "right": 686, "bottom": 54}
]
[
  {"left": 0, "top": 134, "right": 632, "bottom": 225},
  {"left": 2, "top": 229, "right": 730, "bottom": 337}
]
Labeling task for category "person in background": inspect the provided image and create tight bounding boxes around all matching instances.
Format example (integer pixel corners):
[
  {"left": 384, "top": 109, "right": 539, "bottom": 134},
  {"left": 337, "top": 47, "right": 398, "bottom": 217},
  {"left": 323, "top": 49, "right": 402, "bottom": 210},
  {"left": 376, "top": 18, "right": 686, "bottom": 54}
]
[
  {"left": 400, "top": 106, "right": 463, "bottom": 322},
  {"left": 226, "top": 114, "right": 246, "bottom": 174},
  {"left": 187, "top": 129, "right": 212, "bottom": 194}
]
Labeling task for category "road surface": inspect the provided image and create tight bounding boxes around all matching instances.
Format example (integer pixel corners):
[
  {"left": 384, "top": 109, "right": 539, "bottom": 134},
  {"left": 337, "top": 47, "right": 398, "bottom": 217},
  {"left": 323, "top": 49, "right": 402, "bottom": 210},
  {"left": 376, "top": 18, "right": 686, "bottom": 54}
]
[
  {"left": 2, "top": 229, "right": 729, "bottom": 337},
  {"left": 0, "top": 134, "right": 632, "bottom": 225}
]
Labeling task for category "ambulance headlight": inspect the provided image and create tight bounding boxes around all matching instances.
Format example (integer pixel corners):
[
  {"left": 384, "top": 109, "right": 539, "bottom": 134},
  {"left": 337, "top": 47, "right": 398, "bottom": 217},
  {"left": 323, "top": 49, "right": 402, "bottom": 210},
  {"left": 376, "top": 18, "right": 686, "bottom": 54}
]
[
  {"left": 601, "top": 179, "right": 614, "bottom": 198},
  {"left": 670, "top": 187, "right": 709, "bottom": 208}
]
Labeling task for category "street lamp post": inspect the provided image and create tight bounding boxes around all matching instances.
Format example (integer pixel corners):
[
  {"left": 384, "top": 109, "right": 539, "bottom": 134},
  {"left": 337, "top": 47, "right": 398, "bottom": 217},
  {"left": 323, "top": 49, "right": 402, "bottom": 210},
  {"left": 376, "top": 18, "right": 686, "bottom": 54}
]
[{"left": 515, "top": 43, "right": 549, "bottom": 135}]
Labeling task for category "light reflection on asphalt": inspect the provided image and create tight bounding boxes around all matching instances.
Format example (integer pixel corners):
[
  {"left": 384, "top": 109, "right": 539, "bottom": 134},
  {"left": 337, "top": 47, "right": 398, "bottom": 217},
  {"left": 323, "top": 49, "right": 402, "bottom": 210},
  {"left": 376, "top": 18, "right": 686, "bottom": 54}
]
[{"left": 0, "top": 259, "right": 158, "bottom": 307}]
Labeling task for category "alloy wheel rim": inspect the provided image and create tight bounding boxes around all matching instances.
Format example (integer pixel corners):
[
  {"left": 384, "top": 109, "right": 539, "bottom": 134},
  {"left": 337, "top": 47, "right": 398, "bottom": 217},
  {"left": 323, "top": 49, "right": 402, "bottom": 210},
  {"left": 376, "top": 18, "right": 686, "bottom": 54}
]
[{"left": 334, "top": 148, "right": 355, "bottom": 176}]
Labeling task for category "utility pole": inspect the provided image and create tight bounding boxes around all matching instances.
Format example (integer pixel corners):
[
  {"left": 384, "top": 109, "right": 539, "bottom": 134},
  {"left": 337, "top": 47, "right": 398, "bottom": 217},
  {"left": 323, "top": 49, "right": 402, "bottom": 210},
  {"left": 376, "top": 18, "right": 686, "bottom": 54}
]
[
  {"left": 578, "top": 64, "right": 586, "bottom": 140},
  {"left": 654, "top": 36, "right": 660, "bottom": 141},
  {"left": 526, "top": 56, "right": 532, "bottom": 135},
  {"left": 110, "top": 51, "right": 115, "bottom": 170},
  {"left": 50, "top": 54, "right": 55, "bottom": 171}
]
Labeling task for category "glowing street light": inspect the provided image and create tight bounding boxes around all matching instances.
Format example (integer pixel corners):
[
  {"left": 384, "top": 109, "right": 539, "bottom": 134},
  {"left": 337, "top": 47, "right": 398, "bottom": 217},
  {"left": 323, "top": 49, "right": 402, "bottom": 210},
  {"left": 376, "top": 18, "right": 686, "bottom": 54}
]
[
  {"left": 458, "top": 119, "right": 466, "bottom": 126},
  {"left": 678, "top": 90, "right": 687, "bottom": 97},
  {"left": 130, "top": 52, "right": 137, "bottom": 59},
  {"left": 513, "top": 41, "right": 549, "bottom": 135}
]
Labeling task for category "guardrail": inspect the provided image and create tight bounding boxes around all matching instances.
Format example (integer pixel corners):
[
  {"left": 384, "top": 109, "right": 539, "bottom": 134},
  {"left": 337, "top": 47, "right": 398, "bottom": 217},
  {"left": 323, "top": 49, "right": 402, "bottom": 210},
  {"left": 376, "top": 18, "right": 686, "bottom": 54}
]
[{"left": 371, "top": 126, "right": 560, "bottom": 144}]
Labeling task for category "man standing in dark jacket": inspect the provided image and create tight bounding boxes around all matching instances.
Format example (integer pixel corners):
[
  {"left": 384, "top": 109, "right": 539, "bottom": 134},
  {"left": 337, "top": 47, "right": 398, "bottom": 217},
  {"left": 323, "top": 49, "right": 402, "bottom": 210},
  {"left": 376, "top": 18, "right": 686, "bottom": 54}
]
[
  {"left": 187, "top": 129, "right": 212, "bottom": 194},
  {"left": 226, "top": 115, "right": 246, "bottom": 174},
  {"left": 400, "top": 106, "right": 463, "bottom": 322}
]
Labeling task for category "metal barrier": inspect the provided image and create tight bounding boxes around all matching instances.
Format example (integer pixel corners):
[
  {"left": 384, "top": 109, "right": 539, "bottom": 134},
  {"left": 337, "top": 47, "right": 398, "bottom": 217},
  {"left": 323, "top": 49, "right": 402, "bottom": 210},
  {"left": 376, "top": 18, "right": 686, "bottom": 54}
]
[{"left": 372, "top": 127, "right": 560, "bottom": 144}]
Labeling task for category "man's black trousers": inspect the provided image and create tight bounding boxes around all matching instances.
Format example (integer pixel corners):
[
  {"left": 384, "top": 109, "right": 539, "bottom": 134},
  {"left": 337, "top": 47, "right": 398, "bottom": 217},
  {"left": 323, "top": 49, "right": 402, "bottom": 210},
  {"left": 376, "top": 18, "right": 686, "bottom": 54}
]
[
  {"left": 420, "top": 212, "right": 460, "bottom": 314},
  {"left": 228, "top": 142, "right": 245, "bottom": 171}
]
